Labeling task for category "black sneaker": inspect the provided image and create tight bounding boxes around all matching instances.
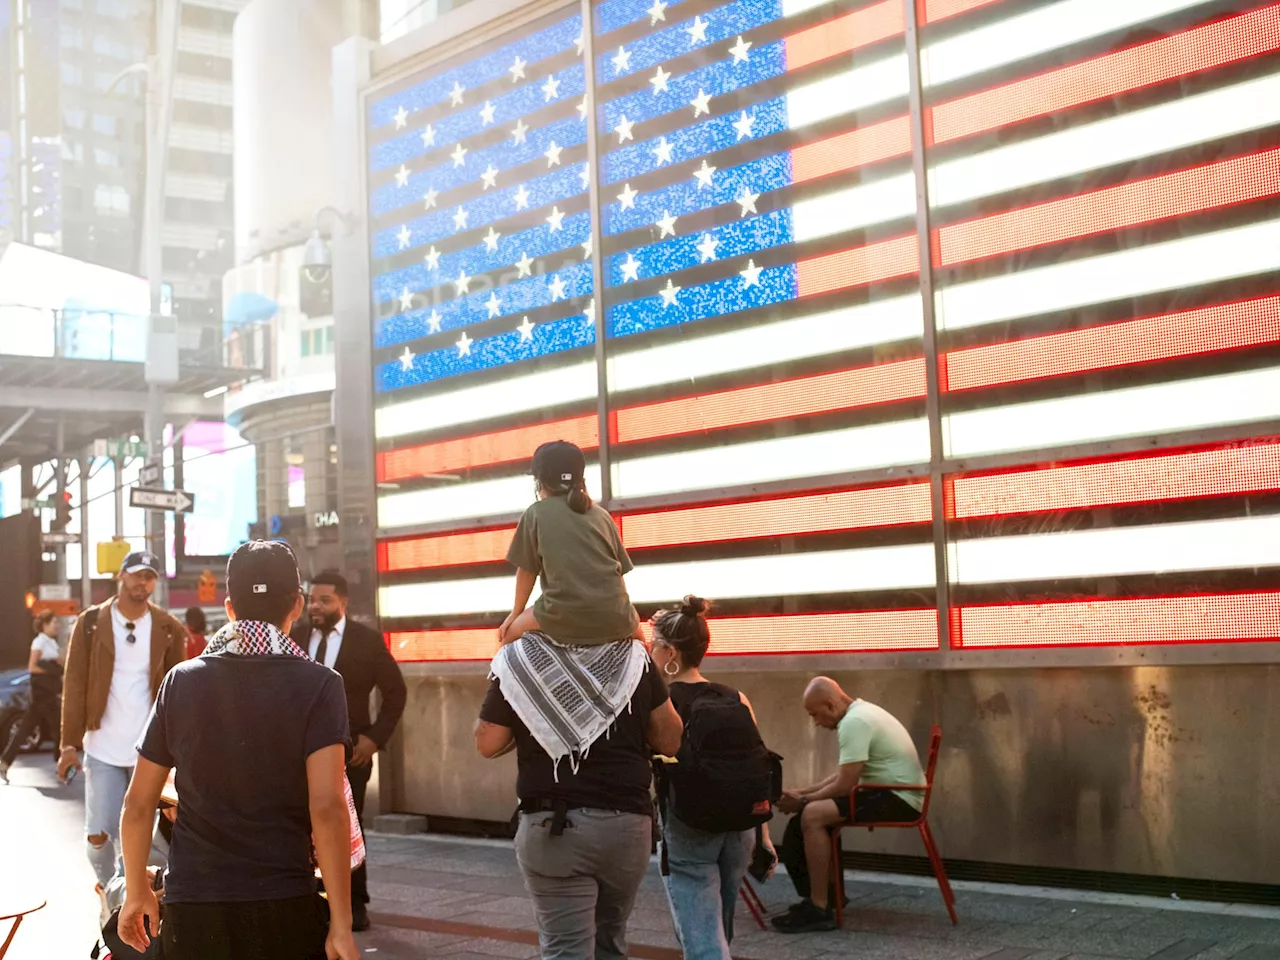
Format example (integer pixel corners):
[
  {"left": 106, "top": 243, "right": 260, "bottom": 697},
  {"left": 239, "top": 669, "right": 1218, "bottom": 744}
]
[
  {"left": 352, "top": 903, "right": 371, "bottom": 932},
  {"left": 771, "top": 898, "right": 837, "bottom": 933}
]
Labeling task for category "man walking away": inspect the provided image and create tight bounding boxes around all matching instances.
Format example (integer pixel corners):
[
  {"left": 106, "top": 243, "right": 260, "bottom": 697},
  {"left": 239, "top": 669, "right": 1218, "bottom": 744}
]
[
  {"left": 118, "top": 540, "right": 359, "bottom": 960},
  {"left": 58, "top": 552, "right": 187, "bottom": 887},
  {"left": 291, "top": 570, "right": 406, "bottom": 932},
  {"left": 0, "top": 610, "right": 64, "bottom": 782}
]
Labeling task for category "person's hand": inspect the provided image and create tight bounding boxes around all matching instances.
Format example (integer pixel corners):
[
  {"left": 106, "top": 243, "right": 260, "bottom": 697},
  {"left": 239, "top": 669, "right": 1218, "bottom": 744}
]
[
  {"left": 351, "top": 734, "right": 378, "bottom": 768},
  {"left": 777, "top": 791, "right": 804, "bottom": 815},
  {"left": 118, "top": 887, "right": 161, "bottom": 953},
  {"left": 326, "top": 927, "right": 361, "bottom": 960},
  {"left": 497, "top": 612, "right": 517, "bottom": 644},
  {"left": 57, "top": 746, "right": 80, "bottom": 782}
]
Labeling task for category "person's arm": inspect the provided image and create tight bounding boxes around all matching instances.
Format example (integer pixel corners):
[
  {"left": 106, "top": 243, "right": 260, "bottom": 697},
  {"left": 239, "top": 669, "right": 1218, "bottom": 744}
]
[
  {"left": 474, "top": 719, "right": 516, "bottom": 758},
  {"left": 307, "top": 744, "right": 359, "bottom": 960},
  {"left": 646, "top": 699, "right": 683, "bottom": 757},
  {"left": 357, "top": 630, "right": 408, "bottom": 764},
  {"left": 803, "top": 761, "right": 865, "bottom": 803},
  {"left": 117, "top": 757, "right": 168, "bottom": 953},
  {"left": 59, "top": 611, "right": 91, "bottom": 771},
  {"left": 510, "top": 567, "right": 537, "bottom": 617},
  {"left": 27, "top": 646, "right": 45, "bottom": 675}
]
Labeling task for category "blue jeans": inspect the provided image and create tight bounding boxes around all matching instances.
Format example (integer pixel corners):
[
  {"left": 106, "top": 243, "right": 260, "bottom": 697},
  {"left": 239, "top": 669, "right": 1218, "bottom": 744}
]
[
  {"left": 85, "top": 753, "right": 132, "bottom": 886},
  {"left": 662, "top": 815, "right": 753, "bottom": 960}
]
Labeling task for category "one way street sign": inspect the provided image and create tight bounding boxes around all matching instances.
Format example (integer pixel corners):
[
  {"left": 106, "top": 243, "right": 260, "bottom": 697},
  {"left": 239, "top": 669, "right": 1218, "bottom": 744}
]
[{"left": 130, "top": 487, "right": 195, "bottom": 513}]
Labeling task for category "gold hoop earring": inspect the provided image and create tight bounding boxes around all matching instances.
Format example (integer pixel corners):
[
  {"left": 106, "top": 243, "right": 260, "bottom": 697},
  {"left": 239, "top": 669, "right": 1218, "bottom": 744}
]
[{"left": 663, "top": 659, "right": 680, "bottom": 677}]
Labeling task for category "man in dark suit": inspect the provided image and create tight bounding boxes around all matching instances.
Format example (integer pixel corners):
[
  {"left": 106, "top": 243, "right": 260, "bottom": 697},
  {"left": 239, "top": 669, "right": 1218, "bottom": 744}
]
[{"left": 292, "top": 570, "right": 407, "bottom": 931}]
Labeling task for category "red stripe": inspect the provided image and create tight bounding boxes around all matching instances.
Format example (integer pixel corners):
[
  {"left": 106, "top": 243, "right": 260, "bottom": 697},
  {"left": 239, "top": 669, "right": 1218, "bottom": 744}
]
[
  {"left": 378, "top": 416, "right": 599, "bottom": 482},
  {"left": 784, "top": 0, "right": 904, "bottom": 73},
  {"left": 796, "top": 233, "right": 920, "bottom": 297},
  {"left": 382, "top": 527, "right": 516, "bottom": 572},
  {"left": 790, "top": 115, "right": 913, "bottom": 184},
  {"left": 921, "top": 0, "right": 1006, "bottom": 24},
  {"left": 930, "top": 5, "right": 1280, "bottom": 145},
  {"left": 955, "top": 592, "right": 1280, "bottom": 649},
  {"left": 933, "top": 147, "right": 1280, "bottom": 267},
  {"left": 944, "top": 295, "right": 1280, "bottom": 391},
  {"left": 952, "top": 439, "right": 1280, "bottom": 518}
]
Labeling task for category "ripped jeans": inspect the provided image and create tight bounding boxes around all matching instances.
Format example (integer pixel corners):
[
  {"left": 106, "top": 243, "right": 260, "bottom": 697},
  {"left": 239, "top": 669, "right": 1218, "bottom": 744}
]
[{"left": 85, "top": 753, "right": 132, "bottom": 886}]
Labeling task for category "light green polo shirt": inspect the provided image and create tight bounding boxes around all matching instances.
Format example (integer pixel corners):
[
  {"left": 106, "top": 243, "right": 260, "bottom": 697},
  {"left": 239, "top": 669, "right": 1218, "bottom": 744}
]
[{"left": 837, "top": 699, "right": 926, "bottom": 811}]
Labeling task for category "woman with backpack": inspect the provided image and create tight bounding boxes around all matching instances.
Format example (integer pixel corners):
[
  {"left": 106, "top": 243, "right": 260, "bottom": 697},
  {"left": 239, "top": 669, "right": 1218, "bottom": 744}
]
[{"left": 650, "top": 597, "right": 779, "bottom": 960}]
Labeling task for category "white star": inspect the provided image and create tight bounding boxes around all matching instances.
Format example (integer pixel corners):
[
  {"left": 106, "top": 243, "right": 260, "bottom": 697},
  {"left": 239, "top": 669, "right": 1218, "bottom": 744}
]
[
  {"left": 455, "top": 331, "right": 472, "bottom": 357},
  {"left": 396, "top": 224, "right": 411, "bottom": 249},
  {"left": 656, "top": 210, "right": 678, "bottom": 237},
  {"left": 544, "top": 141, "right": 563, "bottom": 167},
  {"left": 614, "top": 114, "right": 635, "bottom": 143},
  {"left": 426, "top": 309, "right": 443, "bottom": 333},
  {"left": 740, "top": 258, "right": 763, "bottom": 287},
  {"left": 481, "top": 164, "right": 499, "bottom": 190},
  {"left": 582, "top": 298, "right": 596, "bottom": 322},
  {"left": 617, "top": 183, "right": 639, "bottom": 210},
  {"left": 546, "top": 206, "right": 566, "bottom": 232},
  {"left": 620, "top": 252, "right": 641, "bottom": 282},
  {"left": 736, "top": 187, "right": 760, "bottom": 216},
  {"left": 577, "top": 96, "right": 590, "bottom": 121},
  {"left": 581, "top": 236, "right": 593, "bottom": 259},
  {"left": 579, "top": 164, "right": 591, "bottom": 188},
  {"left": 542, "top": 74, "right": 561, "bottom": 102},
  {"left": 511, "top": 119, "right": 529, "bottom": 144},
  {"left": 423, "top": 245, "right": 441, "bottom": 270},
  {"left": 422, "top": 187, "right": 439, "bottom": 209},
  {"left": 516, "top": 251, "right": 534, "bottom": 278},
  {"left": 575, "top": 31, "right": 585, "bottom": 56},
  {"left": 733, "top": 111, "right": 755, "bottom": 140},
  {"left": 652, "top": 137, "right": 674, "bottom": 166},
  {"left": 647, "top": 0, "right": 667, "bottom": 24},
  {"left": 483, "top": 226, "right": 501, "bottom": 252},
  {"left": 454, "top": 269, "right": 472, "bottom": 295},
  {"left": 479, "top": 100, "right": 496, "bottom": 126},
  {"left": 548, "top": 274, "right": 567, "bottom": 301},
  {"left": 729, "top": 35, "right": 752, "bottom": 63},
  {"left": 517, "top": 316, "right": 535, "bottom": 341},
  {"left": 485, "top": 292, "right": 502, "bottom": 318},
  {"left": 687, "top": 15, "right": 708, "bottom": 45},
  {"left": 659, "top": 278, "right": 682, "bottom": 307},
  {"left": 514, "top": 184, "right": 530, "bottom": 210},
  {"left": 421, "top": 124, "right": 436, "bottom": 148},
  {"left": 451, "top": 142, "right": 468, "bottom": 167},
  {"left": 696, "top": 233, "right": 719, "bottom": 263},
  {"left": 612, "top": 45, "right": 632, "bottom": 74},
  {"left": 509, "top": 56, "right": 526, "bottom": 82},
  {"left": 450, "top": 81, "right": 465, "bottom": 106},
  {"left": 394, "top": 105, "right": 408, "bottom": 129},
  {"left": 691, "top": 89, "right": 712, "bottom": 118},
  {"left": 395, "top": 164, "right": 410, "bottom": 188},
  {"left": 692, "top": 160, "right": 716, "bottom": 190},
  {"left": 452, "top": 206, "right": 469, "bottom": 231},
  {"left": 398, "top": 345, "right": 415, "bottom": 370},
  {"left": 398, "top": 287, "right": 414, "bottom": 311},
  {"left": 649, "top": 65, "right": 671, "bottom": 95}
]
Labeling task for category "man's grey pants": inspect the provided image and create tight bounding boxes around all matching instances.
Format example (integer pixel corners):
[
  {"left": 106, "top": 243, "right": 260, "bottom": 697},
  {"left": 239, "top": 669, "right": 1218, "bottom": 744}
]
[{"left": 515, "top": 808, "right": 652, "bottom": 960}]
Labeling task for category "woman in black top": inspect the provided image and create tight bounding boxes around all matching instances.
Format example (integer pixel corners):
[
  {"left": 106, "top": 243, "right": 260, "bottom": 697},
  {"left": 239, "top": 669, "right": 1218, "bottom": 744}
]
[
  {"left": 649, "top": 597, "right": 776, "bottom": 960},
  {"left": 1, "top": 610, "right": 63, "bottom": 782}
]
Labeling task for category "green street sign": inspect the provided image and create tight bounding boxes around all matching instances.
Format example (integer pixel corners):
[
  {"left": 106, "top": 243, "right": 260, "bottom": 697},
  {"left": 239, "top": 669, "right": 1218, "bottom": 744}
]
[{"left": 92, "top": 438, "right": 148, "bottom": 459}]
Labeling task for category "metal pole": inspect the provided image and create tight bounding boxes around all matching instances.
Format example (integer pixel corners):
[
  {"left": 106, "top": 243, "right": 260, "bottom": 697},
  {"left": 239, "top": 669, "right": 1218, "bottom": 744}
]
[
  {"left": 54, "top": 418, "right": 66, "bottom": 586},
  {"left": 80, "top": 457, "right": 92, "bottom": 609},
  {"left": 145, "top": 384, "right": 168, "bottom": 608},
  {"left": 113, "top": 456, "right": 125, "bottom": 537}
]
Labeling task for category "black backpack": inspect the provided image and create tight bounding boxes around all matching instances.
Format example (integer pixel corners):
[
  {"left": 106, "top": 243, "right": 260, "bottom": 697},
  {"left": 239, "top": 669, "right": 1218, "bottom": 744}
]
[{"left": 658, "top": 682, "right": 782, "bottom": 835}]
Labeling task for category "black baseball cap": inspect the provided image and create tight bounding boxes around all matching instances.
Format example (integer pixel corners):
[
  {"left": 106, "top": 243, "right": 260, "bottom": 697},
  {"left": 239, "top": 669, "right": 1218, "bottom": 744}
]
[
  {"left": 226, "top": 540, "right": 301, "bottom": 611},
  {"left": 121, "top": 551, "right": 161, "bottom": 576},
  {"left": 531, "top": 440, "right": 586, "bottom": 488}
]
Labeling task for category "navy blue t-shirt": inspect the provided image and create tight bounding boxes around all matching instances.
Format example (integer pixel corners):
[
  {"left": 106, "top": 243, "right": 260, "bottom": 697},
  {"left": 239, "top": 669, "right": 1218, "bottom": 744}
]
[{"left": 137, "top": 653, "right": 351, "bottom": 903}]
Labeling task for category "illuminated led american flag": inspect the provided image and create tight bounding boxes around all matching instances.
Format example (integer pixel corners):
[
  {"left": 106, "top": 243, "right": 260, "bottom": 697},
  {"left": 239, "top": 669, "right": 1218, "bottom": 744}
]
[{"left": 367, "top": 0, "right": 1280, "bottom": 661}]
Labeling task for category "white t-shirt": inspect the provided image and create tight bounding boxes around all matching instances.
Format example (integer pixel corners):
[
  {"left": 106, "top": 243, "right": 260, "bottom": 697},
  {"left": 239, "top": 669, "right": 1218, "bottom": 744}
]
[
  {"left": 31, "top": 633, "right": 59, "bottom": 661},
  {"left": 84, "top": 604, "right": 154, "bottom": 769}
]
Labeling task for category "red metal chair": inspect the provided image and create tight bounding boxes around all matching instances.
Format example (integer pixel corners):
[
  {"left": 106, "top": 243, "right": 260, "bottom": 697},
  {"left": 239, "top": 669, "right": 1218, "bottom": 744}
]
[
  {"left": 739, "top": 878, "right": 767, "bottom": 930},
  {"left": 828, "top": 724, "right": 957, "bottom": 927}
]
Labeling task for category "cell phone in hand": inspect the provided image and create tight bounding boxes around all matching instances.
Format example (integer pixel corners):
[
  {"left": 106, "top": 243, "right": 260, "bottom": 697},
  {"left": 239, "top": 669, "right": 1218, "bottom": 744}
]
[{"left": 63, "top": 764, "right": 80, "bottom": 785}]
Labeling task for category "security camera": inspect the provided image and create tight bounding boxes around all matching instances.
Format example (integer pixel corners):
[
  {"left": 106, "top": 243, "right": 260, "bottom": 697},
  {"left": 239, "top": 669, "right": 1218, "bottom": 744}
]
[{"left": 302, "top": 229, "right": 332, "bottom": 284}]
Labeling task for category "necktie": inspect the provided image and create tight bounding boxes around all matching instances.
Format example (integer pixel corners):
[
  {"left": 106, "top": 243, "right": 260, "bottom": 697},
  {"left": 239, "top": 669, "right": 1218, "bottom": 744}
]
[{"left": 315, "top": 629, "right": 330, "bottom": 666}]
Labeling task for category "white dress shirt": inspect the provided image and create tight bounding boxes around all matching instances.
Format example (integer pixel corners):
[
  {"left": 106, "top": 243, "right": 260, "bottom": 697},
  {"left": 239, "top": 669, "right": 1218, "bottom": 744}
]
[{"left": 308, "top": 616, "right": 346, "bottom": 669}]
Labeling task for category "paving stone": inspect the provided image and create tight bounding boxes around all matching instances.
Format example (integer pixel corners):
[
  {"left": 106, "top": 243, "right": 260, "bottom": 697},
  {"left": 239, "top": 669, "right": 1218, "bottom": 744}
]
[{"left": 1228, "top": 947, "right": 1280, "bottom": 960}]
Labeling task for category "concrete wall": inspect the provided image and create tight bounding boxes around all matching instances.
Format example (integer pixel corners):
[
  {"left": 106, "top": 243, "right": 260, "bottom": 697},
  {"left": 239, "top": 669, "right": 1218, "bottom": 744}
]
[{"left": 390, "top": 663, "right": 1280, "bottom": 885}]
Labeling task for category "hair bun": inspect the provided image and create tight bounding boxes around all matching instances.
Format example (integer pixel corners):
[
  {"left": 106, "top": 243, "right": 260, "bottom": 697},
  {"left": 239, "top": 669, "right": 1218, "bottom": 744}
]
[{"left": 680, "top": 595, "right": 710, "bottom": 617}]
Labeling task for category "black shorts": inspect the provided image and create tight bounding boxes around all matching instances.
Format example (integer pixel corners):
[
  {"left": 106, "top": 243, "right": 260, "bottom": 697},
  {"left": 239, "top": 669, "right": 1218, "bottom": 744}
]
[
  {"left": 163, "top": 894, "right": 329, "bottom": 960},
  {"left": 834, "top": 788, "right": 920, "bottom": 824}
]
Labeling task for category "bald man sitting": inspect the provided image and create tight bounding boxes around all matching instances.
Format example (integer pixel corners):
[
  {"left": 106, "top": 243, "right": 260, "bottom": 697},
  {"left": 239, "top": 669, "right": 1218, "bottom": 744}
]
[{"left": 773, "top": 677, "right": 926, "bottom": 933}]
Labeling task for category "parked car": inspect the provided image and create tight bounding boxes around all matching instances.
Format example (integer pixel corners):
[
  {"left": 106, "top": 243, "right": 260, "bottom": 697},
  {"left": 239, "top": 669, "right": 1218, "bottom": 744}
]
[{"left": 0, "top": 668, "right": 56, "bottom": 754}]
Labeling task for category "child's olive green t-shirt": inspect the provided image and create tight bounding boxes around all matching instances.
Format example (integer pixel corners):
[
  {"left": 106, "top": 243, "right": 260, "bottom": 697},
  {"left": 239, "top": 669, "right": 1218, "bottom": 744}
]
[{"left": 506, "top": 495, "right": 640, "bottom": 644}]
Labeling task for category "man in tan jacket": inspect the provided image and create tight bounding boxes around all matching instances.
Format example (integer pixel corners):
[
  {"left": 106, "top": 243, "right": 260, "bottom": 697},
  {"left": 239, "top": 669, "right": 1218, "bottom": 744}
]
[{"left": 58, "top": 551, "right": 187, "bottom": 887}]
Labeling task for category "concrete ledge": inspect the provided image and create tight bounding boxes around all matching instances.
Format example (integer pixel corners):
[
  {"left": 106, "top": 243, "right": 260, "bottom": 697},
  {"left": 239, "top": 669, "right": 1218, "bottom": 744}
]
[{"left": 371, "top": 813, "right": 428, "bottom": 835}]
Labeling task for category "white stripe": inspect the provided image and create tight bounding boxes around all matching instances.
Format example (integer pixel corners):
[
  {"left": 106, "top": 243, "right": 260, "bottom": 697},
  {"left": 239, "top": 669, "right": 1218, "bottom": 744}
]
[
  {"left": 945, "top": 367, "right": 1280, "bottom": 458},
  {"left": 781, "top": 0, "right": 834, "bottom": 15},
  {"left": 792, "top": 173, "right": 916, "bottom": 243},
  {"left": 936, "top": 218, "right": 1280, "bottom": 332},
  {"left": 923, "top": 0, "right": 1217, "bottom": 88},
  {"left": 785, "top": 54, "right": 909, "bottom": 130},
  {"left": 379, "top": 542, "right": 938, "bottom": 618},
  {"left": 951, "top": 514, "right": 1280, "bottom": 584},
  {"left": 612, "top": 418, "right": 930, "bottom": 499},
  {"left": 375, "top": 362, "right": 597, "bottom": 440},
  {"left": 931, "top": 73, "right": 1280, "bottom": 211},
  {"left": 379, "top": 465, "right": 603, "bottom": 529},
  {"left": 609, "top": 295, "right": 923, "bottom": 396}
]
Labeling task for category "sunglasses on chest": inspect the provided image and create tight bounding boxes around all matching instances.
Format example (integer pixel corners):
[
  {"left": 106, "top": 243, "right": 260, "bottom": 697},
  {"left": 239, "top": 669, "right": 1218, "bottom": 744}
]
[{"left": 125, "top": 622, "right": 136, "bottom": 644}]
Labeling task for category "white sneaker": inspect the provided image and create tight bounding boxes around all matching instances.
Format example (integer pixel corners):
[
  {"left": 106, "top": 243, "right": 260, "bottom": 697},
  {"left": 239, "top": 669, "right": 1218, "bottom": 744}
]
[{"left": 95, "top": 883, "right": 110, "bottom": 928}]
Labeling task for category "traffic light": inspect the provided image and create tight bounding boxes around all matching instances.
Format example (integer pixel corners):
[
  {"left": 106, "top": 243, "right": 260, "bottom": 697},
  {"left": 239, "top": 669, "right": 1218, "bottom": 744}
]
[{"left": 55, "top": 490, "right": 73, "bottom": 528}]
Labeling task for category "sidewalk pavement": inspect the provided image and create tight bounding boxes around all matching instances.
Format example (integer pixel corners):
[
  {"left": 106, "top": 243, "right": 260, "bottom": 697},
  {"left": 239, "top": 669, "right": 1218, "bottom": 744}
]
[{"left": 356, "top": 832, "right": 1280, "bottom": 960}]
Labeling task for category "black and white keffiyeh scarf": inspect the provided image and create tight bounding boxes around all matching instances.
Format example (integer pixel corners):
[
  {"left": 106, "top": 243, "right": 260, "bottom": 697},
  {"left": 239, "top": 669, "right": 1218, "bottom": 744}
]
[{"left": 490, "top": 632, "right": 651, "bottom": 780}]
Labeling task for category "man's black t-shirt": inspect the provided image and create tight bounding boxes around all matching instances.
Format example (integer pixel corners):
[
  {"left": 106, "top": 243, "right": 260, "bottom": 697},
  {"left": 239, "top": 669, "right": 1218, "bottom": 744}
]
[
  {"left": 137, "top": 654, "right": 351, "bottom": 904},
  {"left": 480, "top": 664, "right": 668, "bottom": 816}
]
